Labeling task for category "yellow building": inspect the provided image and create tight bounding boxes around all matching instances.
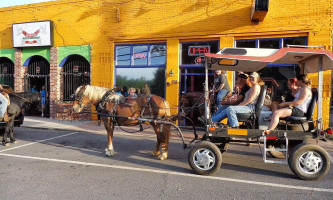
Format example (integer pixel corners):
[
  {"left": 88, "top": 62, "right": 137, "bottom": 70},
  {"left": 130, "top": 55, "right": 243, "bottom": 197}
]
[{"left": 0, "top": 0, "right": 332, "bottom": 127}]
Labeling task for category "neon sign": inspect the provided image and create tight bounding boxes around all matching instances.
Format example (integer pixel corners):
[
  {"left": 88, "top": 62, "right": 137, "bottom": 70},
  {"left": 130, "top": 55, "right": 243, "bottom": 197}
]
[{"left": 188, "top": 46, "right": 210, "bottom": 56}]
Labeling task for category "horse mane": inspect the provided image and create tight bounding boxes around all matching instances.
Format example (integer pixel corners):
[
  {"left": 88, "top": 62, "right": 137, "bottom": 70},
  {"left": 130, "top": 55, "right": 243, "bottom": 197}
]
[{"left": 79, "top": 85, "right": 123, "bottom": 102}]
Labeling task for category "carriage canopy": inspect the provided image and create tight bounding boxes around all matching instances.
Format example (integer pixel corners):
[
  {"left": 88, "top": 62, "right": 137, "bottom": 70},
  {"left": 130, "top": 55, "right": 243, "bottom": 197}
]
[{"left": 205, "top": 47, "right": 333, "bottom": 73}]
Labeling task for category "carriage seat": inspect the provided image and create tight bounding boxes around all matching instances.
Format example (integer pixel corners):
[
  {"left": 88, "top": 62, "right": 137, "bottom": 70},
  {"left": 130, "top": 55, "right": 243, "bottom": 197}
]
[
  {"left": 236, "top": 85, "right": 267, "bottom": 129},
  {"left": 282, "top": 88, "right": 318, "bottom": 131}
]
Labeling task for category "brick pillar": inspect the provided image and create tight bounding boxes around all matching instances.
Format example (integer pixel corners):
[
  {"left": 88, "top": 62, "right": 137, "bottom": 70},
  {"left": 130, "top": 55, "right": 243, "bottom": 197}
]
[
  {"left": 49, "top": 47, "right": 60, "bottom": 118},
  {"left": 14, "top": 49, "right": 24, "bottom": 92}
]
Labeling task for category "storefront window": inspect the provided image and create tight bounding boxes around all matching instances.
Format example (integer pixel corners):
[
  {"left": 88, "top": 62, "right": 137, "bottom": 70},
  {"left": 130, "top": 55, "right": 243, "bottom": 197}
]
[
  {"left": 133, "top": 45, "right": 148, "bottom": 66},
  {"left": 115, "top": 43, "right": 166, "bottom": 98},
  {"left": 259, "top": 39, "right": 279, "bottom": 49},
  {"left": 115, "top": 46, "right": 131, "bottom": 65},
  {"left": 283, "top": 38, "right": 306, "bottom": 47},
  {"left": 181, "top": 41, "right": 219, "bottom": 65},
  {"left": 235, "top": 37, "right": 307, "bottom": 49}
]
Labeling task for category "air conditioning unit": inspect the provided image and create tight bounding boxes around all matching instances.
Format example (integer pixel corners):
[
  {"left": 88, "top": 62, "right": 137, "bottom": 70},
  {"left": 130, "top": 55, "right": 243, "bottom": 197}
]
[{"left": 251, "top": 0, "right": 269, "bottom": 22}]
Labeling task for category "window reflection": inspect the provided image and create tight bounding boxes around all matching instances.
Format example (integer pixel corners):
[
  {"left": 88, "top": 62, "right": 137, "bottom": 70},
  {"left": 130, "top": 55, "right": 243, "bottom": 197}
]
[
  {"left": 259, "top": 40, "right": 279, "bottom": 49},
  {"left": 116, "top": 46, "right": 131, "bottom": 65},
  {"left": 116, "top": 68, "right": 165, "bottom": 98},
  {"left": 150, "top": 45, "right": 166, "bottom": 65}
]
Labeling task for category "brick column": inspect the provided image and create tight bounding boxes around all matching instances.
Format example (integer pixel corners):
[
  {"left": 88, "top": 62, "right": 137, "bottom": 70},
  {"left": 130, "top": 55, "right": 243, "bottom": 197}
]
[
  {"left": 14, "top": 49, "right": 24, "bottom": 92},
  {"left": 49, "top": 47, "right": 60, "bottom": 118}
]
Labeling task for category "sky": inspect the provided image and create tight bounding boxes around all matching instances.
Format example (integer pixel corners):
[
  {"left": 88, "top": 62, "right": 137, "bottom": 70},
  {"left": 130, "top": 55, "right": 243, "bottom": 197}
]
[{"left": 0, "top": 0, "right": 57, "bottom": 8}]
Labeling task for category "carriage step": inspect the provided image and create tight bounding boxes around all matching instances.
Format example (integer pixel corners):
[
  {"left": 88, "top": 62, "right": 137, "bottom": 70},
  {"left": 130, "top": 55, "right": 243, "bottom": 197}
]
[
  {"left": 264, "top": 160, "right": 288, "bottom": 164},
  {"left": 260, "top": 132, "right": 289, "bottom": 165},
  {"left": 265, "top": 148, "right": 288, "bottom": 152}
]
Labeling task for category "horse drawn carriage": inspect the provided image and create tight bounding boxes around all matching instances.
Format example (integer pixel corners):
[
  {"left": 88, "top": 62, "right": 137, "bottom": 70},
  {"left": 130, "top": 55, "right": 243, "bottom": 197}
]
[
  {"left": 186, "top": 46, "right": 333, "bottom": 181},
  {"left": 72, "top": 46, "right": 332, "bottom": 181}
]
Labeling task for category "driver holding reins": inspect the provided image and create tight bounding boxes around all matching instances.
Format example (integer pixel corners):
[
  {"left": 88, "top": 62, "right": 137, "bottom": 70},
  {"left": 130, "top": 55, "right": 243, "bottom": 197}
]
[{"left": 0, "top": 84, "right": 10, "bottom": 122}]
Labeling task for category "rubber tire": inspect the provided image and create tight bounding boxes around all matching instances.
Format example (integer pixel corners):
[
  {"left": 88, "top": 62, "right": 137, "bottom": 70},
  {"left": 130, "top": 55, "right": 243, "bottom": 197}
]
[
  {"left": 267, "top": 145, "right": 286, "bottom": 159},
  {"left": 288, "top": 143, "right": 330, "bottom": 181},
  {"left": 188, "top": 141, "right": 222, "bottom": 176}
]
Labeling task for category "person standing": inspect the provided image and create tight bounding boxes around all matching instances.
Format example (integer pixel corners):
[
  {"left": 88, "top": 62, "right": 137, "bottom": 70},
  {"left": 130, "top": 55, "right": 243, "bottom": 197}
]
[
  {"left": 40, "top": 86, "right": 47, "bottom": 117},
  {"left": 31, "top": 85, "right": 38, "bottom": 93},
  {"left": 213, "top": 70, "right": 230, "bottom": 109}
]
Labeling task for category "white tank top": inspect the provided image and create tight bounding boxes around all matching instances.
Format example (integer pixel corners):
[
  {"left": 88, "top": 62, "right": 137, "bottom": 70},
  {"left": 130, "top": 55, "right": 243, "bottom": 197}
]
[
  {"left": 244, "top": 84, "right": 260, "bottom": 105},
  {"left": 294, "top": 87, "right": 312, "bottom": 113}
]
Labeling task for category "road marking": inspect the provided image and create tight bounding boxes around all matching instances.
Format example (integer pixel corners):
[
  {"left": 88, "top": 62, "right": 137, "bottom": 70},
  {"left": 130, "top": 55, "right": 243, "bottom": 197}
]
[
  {"left": 0, "top": 132, "right": 79, "bottom": 153},
  {"left": 0, "top": 152, "right": 332, "bottom": 193}
]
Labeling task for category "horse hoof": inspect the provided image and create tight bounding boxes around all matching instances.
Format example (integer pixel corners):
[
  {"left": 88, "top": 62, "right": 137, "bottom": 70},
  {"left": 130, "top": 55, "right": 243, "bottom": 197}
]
[
  {"left": 105, "top": 148, "right": 114, "bottom": 157},
  {"left": 158, "top": 153, "right": 168, "bottom": 160},
  {"left": 152, "top": 151, "right": 161, "bottom": 157},
  {"left": 2, "top": 141, "right": 9, "bottom": 146},
  {"left": 11, "top": 140, "right": 17, "bottom": 144}
]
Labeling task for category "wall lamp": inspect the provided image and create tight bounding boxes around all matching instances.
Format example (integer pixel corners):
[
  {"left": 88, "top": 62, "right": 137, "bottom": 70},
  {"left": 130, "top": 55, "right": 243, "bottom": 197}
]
[{"left": 169, "top": 69, "right": 174, "bottom": 77}]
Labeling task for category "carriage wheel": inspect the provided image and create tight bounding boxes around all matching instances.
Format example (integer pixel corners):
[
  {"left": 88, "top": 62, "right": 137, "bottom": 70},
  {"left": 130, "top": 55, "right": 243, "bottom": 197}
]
[
  {"left": 188, "top": 141, "right": 222, "bottom": 176},
  {"left": 288, "top": 143, "right": 330, "bottom": 181}
]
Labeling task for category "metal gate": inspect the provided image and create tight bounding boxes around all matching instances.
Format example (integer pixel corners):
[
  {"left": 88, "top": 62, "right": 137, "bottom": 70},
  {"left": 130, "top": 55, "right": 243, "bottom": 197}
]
[
  {"left": 61, "top": 55, "right": 90, "bottom": 101},
  {"left": 0, "top": 57, "right": 14, "bottom": 89},
  {"left": 24, "top": 56, "right": 50, "bottom": 92}
]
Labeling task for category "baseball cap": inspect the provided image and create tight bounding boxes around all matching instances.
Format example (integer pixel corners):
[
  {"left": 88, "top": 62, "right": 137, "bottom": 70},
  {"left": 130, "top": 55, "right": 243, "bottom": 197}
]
[
  {"left": 238, "top": 73, "right": 248, "bottom": 79},
  {"left": 249, "top": 72, "right": 260, "bottom": 78}
]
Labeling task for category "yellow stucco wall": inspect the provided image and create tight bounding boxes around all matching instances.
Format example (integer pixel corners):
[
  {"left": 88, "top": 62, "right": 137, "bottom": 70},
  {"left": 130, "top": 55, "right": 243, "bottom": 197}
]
[{"left": 0, "top": 0, "right": 332, "bottom": 126}]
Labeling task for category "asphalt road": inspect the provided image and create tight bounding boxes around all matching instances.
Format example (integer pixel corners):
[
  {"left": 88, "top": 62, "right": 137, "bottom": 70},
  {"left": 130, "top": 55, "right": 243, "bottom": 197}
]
[{"left": 0, "top": 127, "right": 332, "bottom": 200}]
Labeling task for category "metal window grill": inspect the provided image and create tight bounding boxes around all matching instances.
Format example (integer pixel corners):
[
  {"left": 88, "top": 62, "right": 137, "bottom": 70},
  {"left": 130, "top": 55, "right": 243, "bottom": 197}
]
[
  {"left": 61, "top": 55, "right": 90, "bottom": 101},
  {"left": 0, "top": 57, "right": 15, "bottom": 89}
]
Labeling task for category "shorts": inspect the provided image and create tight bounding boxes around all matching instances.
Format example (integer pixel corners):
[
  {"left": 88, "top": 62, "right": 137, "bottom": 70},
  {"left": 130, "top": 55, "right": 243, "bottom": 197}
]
[
  {"left": 41, "top": 98, "right": 46, "bottom": 105},
  {"left": 290, "top": 106, "right": 305, "bottom": 117}
]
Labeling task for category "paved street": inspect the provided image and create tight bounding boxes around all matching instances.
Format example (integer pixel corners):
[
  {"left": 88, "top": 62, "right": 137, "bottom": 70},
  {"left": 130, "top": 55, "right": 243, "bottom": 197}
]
[{"left": 0, "top": 118, "right": 332, "bottom": 199}]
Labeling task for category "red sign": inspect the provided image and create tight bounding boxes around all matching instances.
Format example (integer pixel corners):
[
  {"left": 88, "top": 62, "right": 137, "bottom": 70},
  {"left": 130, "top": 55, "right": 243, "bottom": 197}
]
[
  {"left": 134, "top": 53, "right": 146, "bottom": 59},
  {"left": 195, "top": 57, "right": 205, "bottom": 64},
  {"left": 188, "top": 46, "right": 210, "bottom": 56}
]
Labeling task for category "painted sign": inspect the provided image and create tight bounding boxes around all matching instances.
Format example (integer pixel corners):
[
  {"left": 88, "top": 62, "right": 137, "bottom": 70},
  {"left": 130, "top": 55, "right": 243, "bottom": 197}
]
[
  {"left": 13, "top": 21, "right": 53, "bottom": 48},
  {"left": 188, "top": 45, "right": 210, "bottom": 56}
]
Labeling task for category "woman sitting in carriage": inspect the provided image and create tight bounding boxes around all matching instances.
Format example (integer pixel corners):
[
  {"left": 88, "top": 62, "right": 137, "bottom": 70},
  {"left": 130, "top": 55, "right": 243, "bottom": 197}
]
[{"left": 266, "top": 74, "right": 312, "bottom": 132}]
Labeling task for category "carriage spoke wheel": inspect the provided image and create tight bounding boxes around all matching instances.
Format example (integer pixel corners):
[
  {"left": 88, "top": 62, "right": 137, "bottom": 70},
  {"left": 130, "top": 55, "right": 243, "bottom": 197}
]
[
  {"left": 288, "top": 143, "right": 330, "bottom": 181},
  {"left": 188, "top": 141, "right": 222, "bottom": 175}
]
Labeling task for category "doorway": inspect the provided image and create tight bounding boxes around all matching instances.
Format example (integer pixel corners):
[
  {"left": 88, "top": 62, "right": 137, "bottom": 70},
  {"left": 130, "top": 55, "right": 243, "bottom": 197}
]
[{"left": 24, "top": 55, "right": 50, "bottom": 117}]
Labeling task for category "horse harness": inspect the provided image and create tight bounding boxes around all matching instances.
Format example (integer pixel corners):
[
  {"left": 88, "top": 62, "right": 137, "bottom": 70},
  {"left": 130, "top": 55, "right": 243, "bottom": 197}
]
[{"left": 98, "top": 92, "right": 159, "bottom": 124}]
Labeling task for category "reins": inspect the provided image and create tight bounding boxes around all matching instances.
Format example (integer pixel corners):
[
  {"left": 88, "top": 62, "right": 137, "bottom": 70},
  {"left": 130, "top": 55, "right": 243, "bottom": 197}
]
[{"left": 9, "top": 92, "right": 43, "bottom": 110}]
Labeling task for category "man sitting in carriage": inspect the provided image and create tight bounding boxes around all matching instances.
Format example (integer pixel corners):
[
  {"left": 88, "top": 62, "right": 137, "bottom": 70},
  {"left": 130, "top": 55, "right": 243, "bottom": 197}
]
[{"left": 211, "top": 72, "right": 261, "bottom": 128}]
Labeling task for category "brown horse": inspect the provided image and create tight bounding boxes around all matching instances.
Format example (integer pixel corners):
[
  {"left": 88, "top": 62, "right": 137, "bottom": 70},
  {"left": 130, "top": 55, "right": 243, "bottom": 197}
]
[
  {"left": 72, "top": 85, "right": 173, "bottom": 160},
  {"left": 180, "top": 91, "right": 216, "bottom": 124}
]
